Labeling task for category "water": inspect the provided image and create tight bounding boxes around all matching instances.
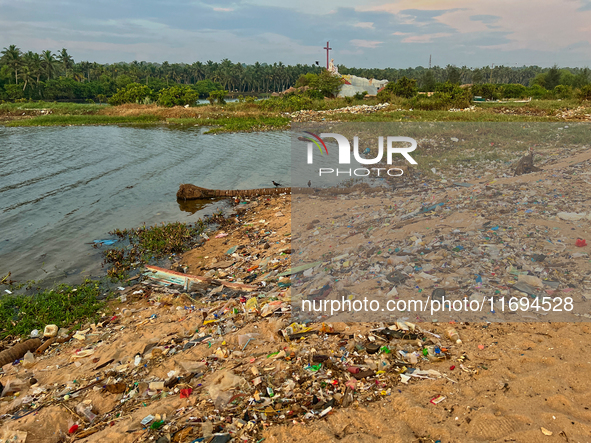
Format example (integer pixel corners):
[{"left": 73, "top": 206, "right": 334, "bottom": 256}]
[{"left": 0, "top": 125, "right": 290, "bottom": 284}]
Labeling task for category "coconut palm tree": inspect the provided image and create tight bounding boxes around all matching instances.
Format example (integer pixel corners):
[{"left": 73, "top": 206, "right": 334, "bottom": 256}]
[
  {"left": 41, "top": 50, "right": 58, "bottom": 80},
  {"left": 1, "top": 45, "right": 22, "bottom": 84},
  {"left": 20, "top": 64, "right": 34, "bottom": 91},
  {"left": 22, "top": 51, "right": 42, "bottom": 90},
  {"left": 58, "top": 48, "right": 74, "bottom": 77}
]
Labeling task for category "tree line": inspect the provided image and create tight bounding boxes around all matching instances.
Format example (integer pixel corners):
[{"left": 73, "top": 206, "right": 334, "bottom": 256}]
[{"left": 1, "top": 44, "right": 590, "bottom": 102}]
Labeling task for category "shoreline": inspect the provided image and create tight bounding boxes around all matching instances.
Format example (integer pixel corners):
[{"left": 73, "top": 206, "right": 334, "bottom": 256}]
[
  {"left": 1, "top": 112, "right": 591, "bottom": 441},
  {"left": 1, "top": 166, "right": 591, "bottom": 440},
  {"left": 2, "top": 99, "right": 591, "bottom": 133}
]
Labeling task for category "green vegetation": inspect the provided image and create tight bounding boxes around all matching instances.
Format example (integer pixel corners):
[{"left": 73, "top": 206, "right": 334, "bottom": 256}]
[
  {"left": 102, "top": 221, "right": 206, "bottom": 279},
  {"left": 0, "top": 100, "right": 102, "bottom": 114},
  {"left": 577, "top": 84, "right": 591, "bottom": 101},
  {"left": 208, "top": 89, "right": 229, "bottom": 104},
  {"left": 334, "top": 109, "right": 562, "bottom": 123},
  {"left": 5, "top": 114, "right": 162, "bottom": 126},
  {"left": 295, "top": 70, "right": 345, "bottom": 97},
  {"left": 2, "top": 44, "right": 591, "bottom": 105},
  {"left": 157, "top": 85, "right": 199, "bottom": 107},
  {"left": 109, "top": 83, "right": 154, "bottom": 105},
  {"left": 376, "top": 76, "right": 419, "bottom": 101},
  {"left": 167, "top": 116, "right": 289, "bottom": 133},
  {"left": 0, "top": 280, "right": 106, "bottom": 338}
]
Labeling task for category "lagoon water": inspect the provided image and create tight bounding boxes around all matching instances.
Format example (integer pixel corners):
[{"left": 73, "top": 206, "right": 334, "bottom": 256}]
[{"left": 0, "top": 125, "right": 290, "bottom": 284}]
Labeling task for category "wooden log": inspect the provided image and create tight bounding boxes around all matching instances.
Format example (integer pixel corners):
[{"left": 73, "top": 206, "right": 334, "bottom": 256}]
[
  {"left": 177, "top": 184, "right": 301, "bottom": 200},
  {"left": 176, "top": 183, "right": 381, "bottom": 200}
]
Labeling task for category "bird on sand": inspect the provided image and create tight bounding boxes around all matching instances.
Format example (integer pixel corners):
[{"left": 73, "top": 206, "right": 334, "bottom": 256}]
[
  {"left": 272, "top": 181, "right": 282, "bottom": 187},
  {"left": 308, "top": 180, "right": 311, "bottom": 188}
]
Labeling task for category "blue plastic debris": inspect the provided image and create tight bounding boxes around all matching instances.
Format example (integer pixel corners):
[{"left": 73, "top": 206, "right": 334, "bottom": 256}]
[{"left": 93, "top": 239, "right": 117, "bottom": 246}]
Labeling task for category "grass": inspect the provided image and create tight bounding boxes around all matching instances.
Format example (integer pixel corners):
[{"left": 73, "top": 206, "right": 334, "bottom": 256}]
[
  {"left": 5, "top": 114, "right": 162, "bottom": 126},
  {"left": 0, "top": 101, "right": 104, "bottom": 116},
  {"left": 0, "top": 280, "right": 107, "bottom": 338},
  {"left": 103, "top": 221, "right": 206, "bottom": 279},
  {"left": 476, "top": 98, "right": 582, "bottom": 110},
  {"left": 334, "top": 109, "right": 563, "bottom": 123},
  {"left": 1, "top": 98, "right": 589, "bottom": 130},
  {"left": 167, "top": 116, "right": 290, "bottom": 133}
]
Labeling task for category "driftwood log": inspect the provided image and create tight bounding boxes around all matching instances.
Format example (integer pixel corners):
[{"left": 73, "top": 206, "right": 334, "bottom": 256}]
[
  {"left": 0, "top": 339, "right": 41, "bottom": 367},
  {"left": 177, "top": 184, "right": 294, "bottom": 200},
  {"left": 177, "top": 183, "right": 384, "bottom": 201}
]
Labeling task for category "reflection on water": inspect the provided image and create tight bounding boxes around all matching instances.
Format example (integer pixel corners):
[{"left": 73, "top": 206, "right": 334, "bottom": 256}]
[
  {"left": 177, "top": 198, "right": 215, "bottom": 215},
  {"left": 0, "top": 125, "right": 290, "bottom": 283}
]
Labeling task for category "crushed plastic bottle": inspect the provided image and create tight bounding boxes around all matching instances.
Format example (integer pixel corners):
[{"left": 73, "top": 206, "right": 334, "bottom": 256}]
[{"left": 446, "top": 328, "right": 462, "bottom": 344}]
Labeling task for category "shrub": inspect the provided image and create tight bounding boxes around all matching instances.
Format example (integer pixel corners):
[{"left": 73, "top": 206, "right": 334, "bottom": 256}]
[
  {"left": 353, "top": 90, "right": 368, "bottom": 100},
  {"left": 295, "top": 73, "right": 317, "bottom": 88},
  {"left": 472, "top": 83, "right": 498, "bottom": 100},
  {"left": 553, "top": 84, "right": 572, "bottom": 99},
  {"left": 109, "top": 83, "right": 154, "bottom": 105},
  {"left": 408, "top": 82, "right": 472, "bottom": 110},
  {"left": 500, "top": 84, "right": 527, "bottom": 99},
  {"left": 192, "top": 79, "right": 222, "bottom": 98},
  {"left": 526, "top": 84, "right": 551, "bottom": 99},
  {"left": 380, "top": 76, "right": 418, "bottom": 99},
  {"left": 3, "top": 84, "right": 24, "bottom": 100},
  {"left": 309, "top": 70, "right": 345, "bottom": 98},
  {"left": 303, "top": 88, "right": 324, "bottom": 100},
  {"left": 577, "top": 84, "right": 591, "bottom": 101},
  {"left": 208, "top": 89, "right": 228, "bottom": 105},
  {"left": 157, "top": 85, "right": 199, "bottom": 107}
]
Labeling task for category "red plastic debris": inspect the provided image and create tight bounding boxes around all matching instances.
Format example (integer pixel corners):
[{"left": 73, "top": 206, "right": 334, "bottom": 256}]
[
  {"left": 450, "top": 365, "right": 456, "bottom": 371},
  {"left": 180, "top": 388, "right": 193, "bottom": 399},
  {"left": 68, "top": 425, "right": 79, "bottom": 434},
  {"left": 576, "top": 238, "right": 587, "bottom": 247}
]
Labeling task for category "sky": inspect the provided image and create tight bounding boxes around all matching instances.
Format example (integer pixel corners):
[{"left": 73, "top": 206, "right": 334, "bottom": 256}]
[{"left": 1, "top": 0, "right": 591, "bottom": 68}]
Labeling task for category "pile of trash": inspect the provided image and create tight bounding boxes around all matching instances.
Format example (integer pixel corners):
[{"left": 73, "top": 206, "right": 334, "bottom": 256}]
[
  {"left": 291, "top": 103, "right": 391, "bottom": 122},
  {"left": 290, "top": 147, "right": 591, "bottom": 324},
  {"left": 0, "top": 274, "right": 471, "bottom": 442},
  {"left": 555, "top": 106, "right": 591, "bottom": 120},
  {"left": 2, "top": 144, "right": 591, "bottom": 442}
]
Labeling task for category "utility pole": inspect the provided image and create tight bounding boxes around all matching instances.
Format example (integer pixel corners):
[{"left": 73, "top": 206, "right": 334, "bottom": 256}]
[{"left": 429, "top": 54, "right": 432, "bottom": 69}]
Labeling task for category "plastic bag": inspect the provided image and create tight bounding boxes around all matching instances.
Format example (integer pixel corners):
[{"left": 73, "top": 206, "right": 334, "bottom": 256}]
[{"left": 207, "top": 370, "right": 245, "bottom": 409}]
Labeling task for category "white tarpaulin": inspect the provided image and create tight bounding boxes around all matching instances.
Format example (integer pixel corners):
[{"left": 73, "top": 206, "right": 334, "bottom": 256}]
[{"left": 338, "top": 75, "right": 389, "bottom": 97}]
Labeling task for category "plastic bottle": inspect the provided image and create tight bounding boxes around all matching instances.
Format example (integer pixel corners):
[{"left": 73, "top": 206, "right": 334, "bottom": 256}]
[
  {"left": 76, "top": 403, "right": 97, "bottom": 423},
  {"left": 446, "top": 328, "right": 462, "bottom": 344},
  {"left": 22, "top": 351, "right": 36, "bottom": 368}
]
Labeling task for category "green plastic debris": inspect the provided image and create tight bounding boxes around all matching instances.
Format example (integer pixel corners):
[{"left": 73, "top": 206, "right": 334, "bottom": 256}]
[{"left": 150, "top": 420, "right": 165, "bottom": 430}]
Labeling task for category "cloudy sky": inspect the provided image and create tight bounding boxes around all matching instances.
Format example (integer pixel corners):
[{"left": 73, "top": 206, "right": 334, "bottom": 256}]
[{"left": 1, "top": 0, "right": 591, "bottom": 68}]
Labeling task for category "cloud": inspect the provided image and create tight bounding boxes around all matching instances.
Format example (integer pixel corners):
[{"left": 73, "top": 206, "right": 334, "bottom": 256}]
[
  {"left": 402, "top": 32, "right": 452, "bottom": 43},
  {"left": 363, "top": 0, "right": 591, "bottom": 54},
  {"left": 1, "top": 0, "right": 591, "bottom": 68},
  {"left": 350, "top": 39, "right": 383, "bottom": 48},
  {"left": 469, "top": 14, "right": 500, "bottom": 24},
  {"left": 353, "top": 22, "right": 374, "bottom": 29}
]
